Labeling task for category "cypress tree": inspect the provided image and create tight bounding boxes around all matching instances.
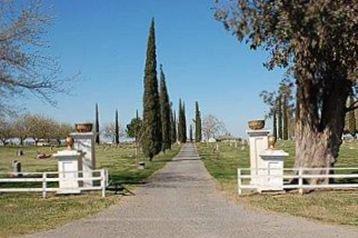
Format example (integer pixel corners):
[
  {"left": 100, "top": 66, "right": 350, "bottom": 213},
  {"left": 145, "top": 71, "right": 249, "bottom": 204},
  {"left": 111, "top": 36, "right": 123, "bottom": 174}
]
[
  {"left": 142, "top": 19, "right": 162, "bottom": 159},
  {"left": 115, "top": 109, "right": 119, "bottom": 145},
  {"left": 171, "top": 109, "right": 177, "bottom": 143},
  {"left": 277, "top": 95, "right": 283, "bottom": 139},
  {"left": 170, "top": 104, "right": 176, "bottom": 144},
  {"left": 194, "top": 101, "right": 202, "bottom": 142},
  {"left": 283, "top": 94, "right": 289, "bottom": 140},
  {"left": 178, "top": 99, "right": 187, "bottom": 143},
  {"left": 183, "top": 102, "right": 187, "bottom": 142},
  {"left": 347, "top": 96, "right": 357, "bottom": 135},
  {"left": 189, "top": 125, "right": 193, "bottom": 142},
  {"left": 95, "top": 103, "right": 100, "bottom": 144},
  {"left": 273, "top": 111, "right": 277, "bottom": 139},
  {"left": 159, "top": 65, "right": 171, "bottom": 151}
]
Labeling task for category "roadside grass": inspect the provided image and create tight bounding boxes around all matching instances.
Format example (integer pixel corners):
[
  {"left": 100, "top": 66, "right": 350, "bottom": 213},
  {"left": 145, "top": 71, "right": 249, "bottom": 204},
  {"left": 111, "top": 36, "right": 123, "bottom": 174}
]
[
  {"left": 197, "top": 141, "right": 358, "bottom": 226},
  {"left": 0, "top": 144, "right": 179, "bottom": 237}
]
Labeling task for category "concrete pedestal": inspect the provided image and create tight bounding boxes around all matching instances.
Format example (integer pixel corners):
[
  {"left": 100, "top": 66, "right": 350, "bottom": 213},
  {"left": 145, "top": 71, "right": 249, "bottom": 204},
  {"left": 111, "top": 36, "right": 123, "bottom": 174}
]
[
  {"left": 246, "top": 129, "right": 270, "bottom": 185},
  {"left": 70, "top": 132, "right": 96, "bottom": 187},
  {"left": 53, "top": 150, "right": 82, "bottom": 194},
  {"left": 258, "top": 149, "right": 288, "bottom": 192}
]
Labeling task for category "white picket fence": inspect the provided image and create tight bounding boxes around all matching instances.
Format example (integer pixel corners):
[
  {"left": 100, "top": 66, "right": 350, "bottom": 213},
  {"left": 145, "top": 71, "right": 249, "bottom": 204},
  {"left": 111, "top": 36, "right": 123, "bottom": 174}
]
[
  {"left": 237, "top": 167, "right": 358, "bottom": 195},
  {"left": 0, "top": 169, "right": 108, "bottom": 198}
]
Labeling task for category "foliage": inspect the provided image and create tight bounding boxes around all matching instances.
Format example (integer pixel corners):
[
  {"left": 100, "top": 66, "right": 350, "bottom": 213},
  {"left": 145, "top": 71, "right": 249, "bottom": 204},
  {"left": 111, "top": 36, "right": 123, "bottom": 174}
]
[
  {"left": 215, "top": 0, "right": 357, "bottom": 170},
  {"left": 170, "top": 106, "right": 177, "bottom": 144},
  {"left": 141, "top": 19, "right": 162, "bottom": 159},
  {"left": 126, "top": 115, "right": 142, "bottom": 142},
  {"left": 178, "top": 99, "right": 187, "bottom": 143}
]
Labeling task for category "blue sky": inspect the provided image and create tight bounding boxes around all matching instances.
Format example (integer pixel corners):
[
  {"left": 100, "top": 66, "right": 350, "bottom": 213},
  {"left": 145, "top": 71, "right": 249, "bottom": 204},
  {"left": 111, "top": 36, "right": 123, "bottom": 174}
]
[{"left": 19, "top": 0, "right": 284, "bottom": 137}]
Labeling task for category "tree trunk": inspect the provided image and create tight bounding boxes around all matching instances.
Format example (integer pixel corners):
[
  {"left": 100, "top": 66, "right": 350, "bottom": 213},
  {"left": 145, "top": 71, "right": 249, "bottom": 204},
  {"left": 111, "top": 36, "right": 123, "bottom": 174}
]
[{"left": 294, "top": 72, "right": 351, "bottom": 185}]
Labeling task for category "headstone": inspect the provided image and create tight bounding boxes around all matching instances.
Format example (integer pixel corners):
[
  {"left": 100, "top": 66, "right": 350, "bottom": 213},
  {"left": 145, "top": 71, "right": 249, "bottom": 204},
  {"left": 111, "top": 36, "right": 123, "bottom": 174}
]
[
  {"left": 11, "top": 160, "right": 22, "bottom": 177},
  {"left": 70, "top": 132, "right": 96, "bottom": 187}
]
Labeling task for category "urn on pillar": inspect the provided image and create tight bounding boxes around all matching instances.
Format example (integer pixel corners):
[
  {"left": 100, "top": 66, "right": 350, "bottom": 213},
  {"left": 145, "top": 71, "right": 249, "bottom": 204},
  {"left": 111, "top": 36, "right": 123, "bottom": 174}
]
[
  {"left": 70, "top": 123, "right": 96, "bottom": 187},
  {"left": 246, "top": 120, "right": 270, "bottom": 185}
]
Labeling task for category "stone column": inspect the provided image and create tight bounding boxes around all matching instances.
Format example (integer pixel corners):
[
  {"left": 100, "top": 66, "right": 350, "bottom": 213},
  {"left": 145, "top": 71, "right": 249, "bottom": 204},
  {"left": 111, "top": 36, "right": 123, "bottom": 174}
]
[
  {"left": 70, "top": 132, "right": 96, "bottom": 187},
  {"left": 246, "top": 129, "right": 270, "bottom": 184},
  {"left": 53, "top": 150, "right": 82, "bottom": 194}
]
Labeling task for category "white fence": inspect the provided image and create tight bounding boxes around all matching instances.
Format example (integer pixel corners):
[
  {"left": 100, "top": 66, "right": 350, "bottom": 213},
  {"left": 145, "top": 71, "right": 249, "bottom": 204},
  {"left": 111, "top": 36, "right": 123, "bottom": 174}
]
[
  {"left": 237, "top": 167, "right": 358, "bottom": 195},
  {"left": 0, "top": 169, "right": 108, "bottom": 198}
]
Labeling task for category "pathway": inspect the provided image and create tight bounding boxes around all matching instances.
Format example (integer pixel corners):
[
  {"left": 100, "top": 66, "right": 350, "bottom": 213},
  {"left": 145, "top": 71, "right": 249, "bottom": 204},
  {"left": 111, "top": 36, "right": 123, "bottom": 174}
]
[{"left": 26, "top": 143, "right": 358, "bottom": 238}]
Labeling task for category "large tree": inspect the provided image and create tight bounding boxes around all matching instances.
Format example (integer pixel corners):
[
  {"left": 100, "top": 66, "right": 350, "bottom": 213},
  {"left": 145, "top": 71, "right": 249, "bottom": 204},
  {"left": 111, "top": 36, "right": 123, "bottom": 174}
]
[
  {"left": 215, "top": 1, "right": 357, "bottom": 179},
  {"left": 159, "top": 65, "right": 171, "bottom": 151},
  {"left": 194, "top": 101, "right": 202, "bottom": 142},
  {"left": 202, "top": 114, "right": 226, "bottom": 141},
  {"left": 0, "top": 0, "right": 69, "bottom": 114},
  {"left": 95, "top": 103, "right": 100, "bottom": 144},
  {"left": 142, "top": 19, "right": 162, "bottom": 159}
]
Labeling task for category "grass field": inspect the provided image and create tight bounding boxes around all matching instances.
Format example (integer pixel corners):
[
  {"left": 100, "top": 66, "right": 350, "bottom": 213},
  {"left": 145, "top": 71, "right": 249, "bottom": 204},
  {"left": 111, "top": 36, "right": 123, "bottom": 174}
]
[
  {"left": 0, "top": 144, "right": 180, "bottom": 237},
  {"left": 197, "top": 141, "right": 358, "bottom": 226}
]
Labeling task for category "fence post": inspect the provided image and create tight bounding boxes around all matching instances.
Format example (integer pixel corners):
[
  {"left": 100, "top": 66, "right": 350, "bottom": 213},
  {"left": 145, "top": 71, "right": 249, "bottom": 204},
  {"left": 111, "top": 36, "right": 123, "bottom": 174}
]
[
  {"left": 101, "top": 169, "right": 106, "bottom": 198},
  {"left": 42, "top": 173, "right": 47, "bottom": 198},
  {"left": 238, "top": 169, "right": 242, "bottom": 195},
  {"left": 298, "top": 168, "right": 303, "bottom": 195}
]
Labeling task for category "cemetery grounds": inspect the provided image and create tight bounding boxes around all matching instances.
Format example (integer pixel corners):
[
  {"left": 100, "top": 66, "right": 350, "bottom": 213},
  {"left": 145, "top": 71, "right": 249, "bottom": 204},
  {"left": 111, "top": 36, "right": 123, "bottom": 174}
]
[
  {"left": 197, "top": 140, "right": 358, "bottom": 226},
  {"left": 0, "top": 144, "right": 179, "bottom": 237}
]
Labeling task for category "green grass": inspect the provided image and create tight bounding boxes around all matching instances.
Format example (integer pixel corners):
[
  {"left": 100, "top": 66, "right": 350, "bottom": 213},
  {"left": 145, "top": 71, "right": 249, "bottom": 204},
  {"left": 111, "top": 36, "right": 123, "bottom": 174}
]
[
  {"left": 0, "top": 144, "right": 180, "bottom": 237},
  {"left": 197, "top": 141, "right": 358, "bottom": 226}
]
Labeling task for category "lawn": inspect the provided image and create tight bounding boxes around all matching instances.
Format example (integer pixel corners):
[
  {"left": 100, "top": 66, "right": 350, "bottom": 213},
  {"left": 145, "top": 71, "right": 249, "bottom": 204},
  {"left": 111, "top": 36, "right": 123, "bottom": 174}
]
[
  {"left": 197, "top": 140, "right": 358, "bottom": 226},
  {"left": 0, "top": 144, "right": 180, "bottom": 237}
]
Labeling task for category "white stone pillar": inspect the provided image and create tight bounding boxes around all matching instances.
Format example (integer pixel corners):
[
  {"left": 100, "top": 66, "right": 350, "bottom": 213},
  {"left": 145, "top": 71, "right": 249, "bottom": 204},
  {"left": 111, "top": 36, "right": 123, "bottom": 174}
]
[
  {"left": 53, "top": 150, "right": 82, "bottom": 194},
  {"left": 246, "top": 129, "right": 270, "bottom": 184},
  {"left": 258, "top": 149, "right": 288, "bottom": 192},
  {"left": 70, "top": 132, "right": 96, "bottom": 187}
]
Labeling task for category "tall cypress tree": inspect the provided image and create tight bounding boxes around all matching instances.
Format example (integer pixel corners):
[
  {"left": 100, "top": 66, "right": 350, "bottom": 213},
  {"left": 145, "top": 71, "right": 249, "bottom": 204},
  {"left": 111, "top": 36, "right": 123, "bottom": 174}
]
[
  {"left": 95, "top": 103, "right": 100, "bottom": 144},
  {"left": 273, "top": 111, "right": 277, "bottom": 139},
  {"left": 170, "top": 104, "right": 176, "bottom": 144},
  {"left": 189, "top": 125, "right": 193, "bottom": 142},
  {"left": 178, "top": 99, "right": 185, "bottom": 143},
  {"left": 194, "top": 101, "right": 202, "bottom": 142},
  {"left": 142, "top": 19, "right": 162, "bottom": 159},
  {"left": 183, "top": 102, "right": 187, "bottom": 142},
  {"left": 283, "top": 95, "right": 289, "bottom": 140},
  {"left": 171, "top": 109, "right": 177, "bottom": 143},
  {"left": 159, "top": 65, "right": 171, "bottom": 151},
  {"left": 115, "top": 109, "right": 119, "bottom": 145},
  {"left": 277, "top": 95, "right": 283, "bottom": 139}
]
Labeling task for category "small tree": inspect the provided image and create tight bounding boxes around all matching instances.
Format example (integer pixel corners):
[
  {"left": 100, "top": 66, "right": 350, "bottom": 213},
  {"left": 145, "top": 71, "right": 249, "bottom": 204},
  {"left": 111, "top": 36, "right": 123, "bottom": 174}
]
[
  {"left": 126, "top": 116, "right": 142, "bottom": 142},
  {"left": 189, "top": 125, "right": 193, "bottom": 142},
  {"left": 95, "top": 103, "right": 100, "bottom": 144},
  {"left": 0, "top": 118, "right": 13, "bottom": 145},
  {"left": 202, "top": 115, "right": 226, "bottom": 141}
]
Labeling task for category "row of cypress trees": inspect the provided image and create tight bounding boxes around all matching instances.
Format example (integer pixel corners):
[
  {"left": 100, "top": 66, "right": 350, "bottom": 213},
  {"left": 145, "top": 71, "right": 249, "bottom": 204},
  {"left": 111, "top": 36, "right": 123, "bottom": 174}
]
[{"left": 142, "top": 19, "right": 181, "bottom": 160}]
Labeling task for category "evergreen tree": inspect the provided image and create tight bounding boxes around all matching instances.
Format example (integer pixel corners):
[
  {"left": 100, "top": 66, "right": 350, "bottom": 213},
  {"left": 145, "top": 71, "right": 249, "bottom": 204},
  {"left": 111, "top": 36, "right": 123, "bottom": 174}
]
[
  {"left": 115, "top": 109, "right": 119, "bottom": 145},
  {"left": 141, "top": 19, "right": 162, "bottom": 159},
  {"left": 273, "top": 111, "right": 277, "bottom": 139},
  {"left": 95, "top": 103, "right": 100, "bottom": 144},
  {"left": 282, "top": 95, "right": 289, "bottom": 140},
  {"left": 277, "top": 95, "right": 283, "bottom": 139},
  {"left": 171, "top": 109, "right": 177, "bottom": 143},
  {"left": 126, "top": 112, "right": 142, "bottom": 143},
  {"left": 178, "top": 99, "right": 187, "bottom": 143},
  {"left": 194, "top": 101, "right": 202, "bottom": 142},
  {"left": 159, "top": 65, "right": 171, "bottom": 151},
  {"left": 189, "top": 124, "right": 193, "bottom": 142}
]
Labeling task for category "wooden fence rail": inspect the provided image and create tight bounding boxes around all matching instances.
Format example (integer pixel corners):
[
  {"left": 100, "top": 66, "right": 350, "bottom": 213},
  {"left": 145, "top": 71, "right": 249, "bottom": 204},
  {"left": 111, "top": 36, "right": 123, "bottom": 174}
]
[
  {"left": 237, "top": 167, "right": 358, "bottom": 195},
  {"left": 0, "top": 169, "right": 108, "bottom": 198}
]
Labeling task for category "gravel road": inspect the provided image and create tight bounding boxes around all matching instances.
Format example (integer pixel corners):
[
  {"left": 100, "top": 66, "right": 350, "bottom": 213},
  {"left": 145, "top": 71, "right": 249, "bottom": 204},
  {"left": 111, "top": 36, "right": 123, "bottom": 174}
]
[{"left": 26, "top": 143, "right": 358, "bottom": 238}]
